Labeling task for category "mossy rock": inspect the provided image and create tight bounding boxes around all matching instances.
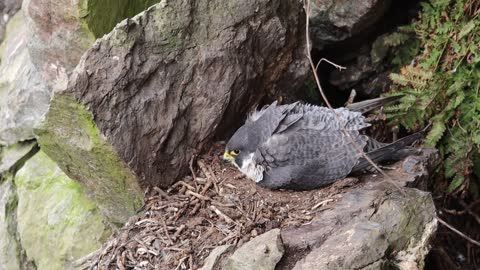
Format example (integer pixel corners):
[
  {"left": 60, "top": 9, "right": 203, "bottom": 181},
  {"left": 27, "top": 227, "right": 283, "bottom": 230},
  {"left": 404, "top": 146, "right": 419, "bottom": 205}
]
[
  {"left": 35, "top": 92, "right": 143, "bottom": 226},
  {"left": 79, "top": 0, "right": 162, "bottom": 38},
  {"left": 15, "top": 150, "right": 112, "bottom": 270}
]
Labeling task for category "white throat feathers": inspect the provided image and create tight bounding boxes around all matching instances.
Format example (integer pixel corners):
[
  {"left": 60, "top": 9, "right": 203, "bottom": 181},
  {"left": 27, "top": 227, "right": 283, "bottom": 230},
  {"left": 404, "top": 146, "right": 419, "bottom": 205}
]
[{"left": 235, "top": 153, "right": 264, "bottom": 182}]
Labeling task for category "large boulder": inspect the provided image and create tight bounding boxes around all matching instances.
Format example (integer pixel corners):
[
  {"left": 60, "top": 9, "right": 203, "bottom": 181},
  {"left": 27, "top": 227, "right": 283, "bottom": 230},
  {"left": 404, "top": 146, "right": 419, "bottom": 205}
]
[
  {"left": 38, "top": 0, "right": 308, "bottom": 196},
  {"left": 0, "top": 142, "right": 112, "bottom": 269},
  {"left": 22, "top": 0, "right": 161, "bottom": 84},
  {"left": 36, "top": 91, "right": 144, "bottom": 225},
  {"left": 225, "top": 229, "right": 284, "bottom": 270},
  {"left": 14, "top": 150, "right": 111, "bottom": 270},
  {"left": 0, "top": 0, "right": 166, "bottom": 146},
  {"left": 308, "top": 0, "right": 391, "bottom": 50},
  {"left": 0, "top": 12, "right": 51, "bottom": 145}
]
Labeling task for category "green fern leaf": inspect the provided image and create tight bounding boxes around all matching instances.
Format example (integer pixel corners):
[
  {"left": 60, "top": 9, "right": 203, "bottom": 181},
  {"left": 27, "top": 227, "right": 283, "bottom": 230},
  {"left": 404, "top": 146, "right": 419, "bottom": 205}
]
[
  {"left": 448, "top": 175, "right": 465, "bottom": 192},
  {"left": 425, "top": 119, "right": 446, "bottom": 147}
]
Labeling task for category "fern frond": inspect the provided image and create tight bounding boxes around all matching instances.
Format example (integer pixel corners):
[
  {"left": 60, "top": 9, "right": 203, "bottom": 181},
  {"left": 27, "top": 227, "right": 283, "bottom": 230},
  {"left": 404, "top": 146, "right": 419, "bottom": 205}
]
[{"left": 425, "top": 119, "right": 446, "bottom": 147}]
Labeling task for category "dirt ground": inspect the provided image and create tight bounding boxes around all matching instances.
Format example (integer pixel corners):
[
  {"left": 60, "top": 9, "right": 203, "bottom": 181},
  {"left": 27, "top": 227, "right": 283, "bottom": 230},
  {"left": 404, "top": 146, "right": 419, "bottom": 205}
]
[{"left": 82, "top": 142, "right": 364, "bottom": 270}]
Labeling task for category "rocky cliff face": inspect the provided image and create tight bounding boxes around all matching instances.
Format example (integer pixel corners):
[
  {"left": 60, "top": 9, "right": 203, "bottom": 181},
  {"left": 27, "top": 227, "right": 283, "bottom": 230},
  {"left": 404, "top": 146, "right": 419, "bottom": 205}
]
[
  {"left": 40, "top": 0, "right": 308, "bottom": 190},
  {"left": 0, "top": 0, "right": 164, "bottom": 268},
  {"left": 0, "top": 0, "right": 438, "bottom": 269}
]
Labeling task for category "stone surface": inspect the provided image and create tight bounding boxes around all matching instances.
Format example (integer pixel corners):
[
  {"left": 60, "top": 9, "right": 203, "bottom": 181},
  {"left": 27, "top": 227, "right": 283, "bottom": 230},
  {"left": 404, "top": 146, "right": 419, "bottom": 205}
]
[
  {"left": 0, "top": 0, "right": 21, "bottom": 43},
  {"left": 22, "top": 0, "right": 93, "bottom": 84},
  {"left": 308, "top": 0, "right": 391, "bottom": 49},
  {"left": 44, "top": 0, "right": 307, "bottom": 189},
  {"left": 36, "top": 92, "right": 143, "bottom": 226},
  {"left": 200, "top": 244, "right": 233, "bottom": 270},
  {"left": 290, "top": 190, "right": 436, "bottom": 269},
  {"left": 0, "top": 179, "right": 21, "bottom": 270},
  {"left": 22, "top": 0, "right": 161, "bottom": 84},
  {"left": 0, "top": 142, "right": 38, "bottom": 174},
  {"left": 0, "top": 12, "right": 51, "bottom": 145},
  {"left": 225, "top": 228, "right": 284, "bottom": 270},
  {"left": 0, "top": 142, "right": 38, "bottom": 270},
  {"left": 15, "top": 151, "right": 111, "bottom": 270},
  {"left": 402, "top": 148, "right": 440, "bottom": 190}
]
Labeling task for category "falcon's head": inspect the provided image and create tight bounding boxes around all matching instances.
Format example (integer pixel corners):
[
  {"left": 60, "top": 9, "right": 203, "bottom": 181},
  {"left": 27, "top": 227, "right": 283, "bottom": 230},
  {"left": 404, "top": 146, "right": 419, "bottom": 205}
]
[{"left": 223, "top": 123, "right": 261, "bottom": 168}]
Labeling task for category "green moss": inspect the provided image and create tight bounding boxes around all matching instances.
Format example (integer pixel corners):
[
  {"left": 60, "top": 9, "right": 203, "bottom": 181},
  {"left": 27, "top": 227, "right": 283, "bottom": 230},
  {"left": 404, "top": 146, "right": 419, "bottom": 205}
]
[
  {"left": 35, "top": 93, "right": 143, "bottom": 226},
  {"left": 0, "top": 12, "right": 24, "bottom": 59},
  {"left": 15, "top": 151, "right": 111, "bottom": 270},
  {"left": 80, "top": 0, "right": 162, "bottom": 38}
]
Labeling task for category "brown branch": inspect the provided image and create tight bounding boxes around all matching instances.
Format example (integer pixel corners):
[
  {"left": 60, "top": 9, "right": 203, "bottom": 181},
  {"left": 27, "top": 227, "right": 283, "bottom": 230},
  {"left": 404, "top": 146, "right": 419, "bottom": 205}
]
[{"left": 437, "top": 216, "right": 480, "bottom": 247}]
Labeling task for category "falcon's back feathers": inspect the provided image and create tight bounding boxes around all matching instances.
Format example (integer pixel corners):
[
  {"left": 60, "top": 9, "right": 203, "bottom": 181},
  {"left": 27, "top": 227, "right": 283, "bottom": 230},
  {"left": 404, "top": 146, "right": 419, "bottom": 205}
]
[{"left": 225, "top": 98, "right": 423, "bottom": 190}]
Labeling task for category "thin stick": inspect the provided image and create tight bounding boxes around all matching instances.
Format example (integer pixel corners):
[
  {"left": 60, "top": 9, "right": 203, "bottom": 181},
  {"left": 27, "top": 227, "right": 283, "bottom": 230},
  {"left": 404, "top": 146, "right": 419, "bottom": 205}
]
[
  {"left": 189, "top": 155, "right": 198, "bottom": 190},
  {"left": 315, "top": 57, "right": 346, "bottom": 72},
  {"left": 303, "top": 0, "right": 407, "bottom": 196},
  {"left": 186, "top": 190, "right": 211, "bottom": 201},
  {"left": 210, "top": 205, "right": 235, "bottom": 224},
  {"left": 437, "top": 217, "right": 480, "bottom": 247},
  {"left": 459, "top": 200, "right": 480, "bottom": 225},
  {"left": 160, "top": 217, "right": 174, "bottom": 246}
]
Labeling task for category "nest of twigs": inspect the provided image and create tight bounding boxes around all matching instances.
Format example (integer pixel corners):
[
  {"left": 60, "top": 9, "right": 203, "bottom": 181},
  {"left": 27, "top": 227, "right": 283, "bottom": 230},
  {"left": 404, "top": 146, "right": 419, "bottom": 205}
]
[{"left": 78, "top": 145, "right": 352, "bottom": 270}]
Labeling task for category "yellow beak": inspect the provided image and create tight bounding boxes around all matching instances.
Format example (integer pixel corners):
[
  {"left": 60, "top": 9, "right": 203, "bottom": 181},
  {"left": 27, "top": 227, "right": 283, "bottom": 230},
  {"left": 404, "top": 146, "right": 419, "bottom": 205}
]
[{"left": 223, "top": 152, "right": 234, "bottom": 161}]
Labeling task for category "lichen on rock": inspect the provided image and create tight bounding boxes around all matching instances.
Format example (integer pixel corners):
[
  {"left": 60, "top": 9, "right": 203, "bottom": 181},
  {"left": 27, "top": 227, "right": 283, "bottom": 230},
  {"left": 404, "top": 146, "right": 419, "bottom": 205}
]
[
  {"left": 15, "top": 150, "right": 112, "bottom": 270},
  {"left": 35, "top": 92, "right": 143, "bottom": 226},
  {"left": 79, "top": 0, "right": 161, "bottom": 39}
]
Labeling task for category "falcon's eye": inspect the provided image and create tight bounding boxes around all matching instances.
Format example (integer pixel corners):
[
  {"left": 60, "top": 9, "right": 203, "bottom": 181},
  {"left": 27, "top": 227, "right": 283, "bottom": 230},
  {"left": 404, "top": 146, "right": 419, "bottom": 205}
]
[{"left": 230, "top": 149, "right": 240, "bottom": 156}]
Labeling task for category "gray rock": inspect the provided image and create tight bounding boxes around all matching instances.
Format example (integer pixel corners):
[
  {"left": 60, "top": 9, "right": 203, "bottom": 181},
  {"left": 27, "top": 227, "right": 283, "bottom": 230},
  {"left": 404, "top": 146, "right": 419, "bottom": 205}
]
[
  {"left": 200, "top": 245, "right": 233, "bottom": 270},
  {"left": 0, "top": 142, "right": 38, "bottom": 175},
  {"left": 22, "top": 0, "right": 94, "bottom": 84},
  {"left": 40, "top": 0, "right": 308, "bottom": 189},
  {"left": 0, "top": 179, "right": 21, "bottom": 270},
  {"left": 0, "top": 12, "right": 51, "bottom": 145},
  {"left": 308, "top": 0, "right": 401, "bottom": 98},
  {"left": 402, "top": 148, "right": 440, "bottom": 190},
  {"left": 309, "top": 0, "right": 391, "bottom": 49},
  {"left": 0, "top": 142, "right": 38, "bottom": 270},
  {"left": 15, "top": 150, "right": 111, "bottom": 270},
  {"left": 22, "top": 0, "right": 163, "bottom": 85},
  {"left": 225, "top": 228, "right": 284, "bottom": 270},
  {"left": 293, "top": 221, "right": 389, "bottom": 269},
  {"left": 0, "top": 0, "right": 21, "bottom": 43}
]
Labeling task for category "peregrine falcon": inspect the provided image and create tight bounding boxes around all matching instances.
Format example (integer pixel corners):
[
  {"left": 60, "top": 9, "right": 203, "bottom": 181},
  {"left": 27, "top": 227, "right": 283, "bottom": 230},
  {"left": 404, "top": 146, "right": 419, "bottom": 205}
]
[{"left": 223, "top": 97, "right": 423, "bottom": 190}]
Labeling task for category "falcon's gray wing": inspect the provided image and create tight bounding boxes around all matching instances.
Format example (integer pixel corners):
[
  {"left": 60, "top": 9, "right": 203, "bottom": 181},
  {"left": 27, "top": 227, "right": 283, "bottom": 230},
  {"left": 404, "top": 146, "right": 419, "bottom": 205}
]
[
  {"left": 244, "top": 101, "right": 300, "bottom": 147},
  {"left": 284, "top": 105, "right": 371, "bottom": 132},
  {"left": 254, "top": 129, "right": 368, "bottom": 190}
]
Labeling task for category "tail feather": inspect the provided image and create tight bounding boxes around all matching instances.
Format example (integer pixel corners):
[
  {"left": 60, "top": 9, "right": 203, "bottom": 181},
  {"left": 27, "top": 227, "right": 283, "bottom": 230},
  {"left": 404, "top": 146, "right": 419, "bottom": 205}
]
[
  {"left": 346, "top": 95, "right": 403, "bottom": 114},
  {"left": 352, "top": 130, "right": 425, "bottom": 173}
]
